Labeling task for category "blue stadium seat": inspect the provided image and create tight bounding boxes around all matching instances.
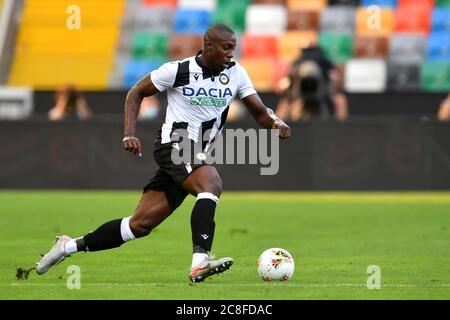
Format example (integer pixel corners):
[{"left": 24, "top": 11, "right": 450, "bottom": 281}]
[
  {"left": 432, "top": 9, "right": 450, "bottom": 32},
  {"left": 320, "top": 6, "right": 356, "bottom": 34},
  {"left": 389, "top": 34, "right": 427, "bottom": 64},
  {"left": 173, "top": 9, "right": 211, "bottom": 35},
  {"left": 361, "top": 0, "right": 397, "bottom": 7},
  {"left": 427, "top": 32, "right": 450, "bottom": 62},
  {"left": 123, "top": 59, "right": 162, "bottom": 88}
]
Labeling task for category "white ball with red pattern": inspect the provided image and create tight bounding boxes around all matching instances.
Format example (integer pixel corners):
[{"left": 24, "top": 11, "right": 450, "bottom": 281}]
[{"left": 257, "top": 248, "right": 295, "bottom": 281}]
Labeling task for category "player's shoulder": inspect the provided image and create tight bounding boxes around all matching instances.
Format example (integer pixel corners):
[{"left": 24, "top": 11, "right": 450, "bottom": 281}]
[
  {"left": 224, "top": 60, "right": 243, "bottom": 74},
  {"left": 227, "top": 60, "right": 250, "bottom": 80},
  {"left": 156, "top": 57, "right": 193, "bottom": 76},
  {"left": 161, "top": 56, "right": 196, "bottom": 69}
]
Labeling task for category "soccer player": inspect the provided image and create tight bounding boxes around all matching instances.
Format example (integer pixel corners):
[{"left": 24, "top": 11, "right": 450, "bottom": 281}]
[{"left": 36, "top": 24, "right": 291, "bottom": 282}]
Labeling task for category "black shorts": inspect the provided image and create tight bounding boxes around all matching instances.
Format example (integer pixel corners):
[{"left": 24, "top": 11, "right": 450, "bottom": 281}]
[{"left": 143, "top": 140, "right": 207, "bottom": 212}]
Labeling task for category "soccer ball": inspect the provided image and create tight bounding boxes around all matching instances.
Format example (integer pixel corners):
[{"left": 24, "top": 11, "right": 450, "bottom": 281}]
[{"left": 257, "top": 248, "right": 295, "bottom": 281}]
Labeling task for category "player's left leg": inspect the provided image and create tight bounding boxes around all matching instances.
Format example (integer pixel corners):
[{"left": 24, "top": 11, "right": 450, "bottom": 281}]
[
  {"left": 36, "top": 190, "right": 172, "bottom": 275},
  {"left": 182, "top": 165, "right": 233, "bottom": 282}
]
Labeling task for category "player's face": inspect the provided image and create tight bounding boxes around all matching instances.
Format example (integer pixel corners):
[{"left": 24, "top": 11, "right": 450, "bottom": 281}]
[{"left": 207, "top": 32, "right": 236, "bottom": 73}]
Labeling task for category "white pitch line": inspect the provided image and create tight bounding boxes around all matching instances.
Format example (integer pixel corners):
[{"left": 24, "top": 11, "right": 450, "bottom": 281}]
[{"left": 10, "top": 283, "right": 450, "bottom": 288}]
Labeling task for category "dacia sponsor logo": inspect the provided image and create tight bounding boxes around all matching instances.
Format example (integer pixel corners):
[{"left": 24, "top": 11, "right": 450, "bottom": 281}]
[
  {"left": 183, "top": 87, "right": 233, "bottom": 98},
  {"left": 183, "top": 87, "right": 232, "bottom": 107}
]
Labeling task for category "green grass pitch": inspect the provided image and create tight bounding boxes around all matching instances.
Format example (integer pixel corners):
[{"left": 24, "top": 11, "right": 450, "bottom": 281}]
[{"left": 1, "top": 191, "right": 449, "bottom": 300}]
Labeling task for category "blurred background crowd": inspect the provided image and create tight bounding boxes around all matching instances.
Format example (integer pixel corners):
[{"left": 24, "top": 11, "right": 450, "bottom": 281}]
[
  {"left": 0, "top": 0, "right": 449, "bottom": 190},
  {"left": 0, "top": 0, "right": 449, "bottom": 122}
]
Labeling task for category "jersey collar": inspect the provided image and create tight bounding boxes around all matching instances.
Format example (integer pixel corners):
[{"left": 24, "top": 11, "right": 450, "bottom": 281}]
[{"left": 195, "top": 50, "right": 220, "bottom": 80}]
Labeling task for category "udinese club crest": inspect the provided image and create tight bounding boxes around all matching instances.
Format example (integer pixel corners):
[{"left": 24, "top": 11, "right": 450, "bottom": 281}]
[{"left": 219, "top": 73, "right": 229, "bottom": 85}]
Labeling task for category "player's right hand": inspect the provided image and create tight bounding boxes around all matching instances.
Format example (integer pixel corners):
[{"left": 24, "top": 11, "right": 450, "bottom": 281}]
[{"left": 122, "top": 136, "right": 142, "bottom": 157}]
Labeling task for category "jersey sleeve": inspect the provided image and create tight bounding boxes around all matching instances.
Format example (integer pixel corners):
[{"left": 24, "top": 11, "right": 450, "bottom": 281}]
[
  {"left": 236, "top": 63, "right": 257, "bottom": 99},
  {"left": 150, "top": 62, "right": 178, "bottom": 92}
]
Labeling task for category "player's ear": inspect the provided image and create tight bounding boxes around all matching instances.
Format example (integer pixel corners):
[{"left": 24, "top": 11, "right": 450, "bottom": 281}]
[
  {"left": 204, "top": 35, "right": 215, "bottom": 50},
  {"left": 204, "top": 40, "right": 213, "bottom": 52}
]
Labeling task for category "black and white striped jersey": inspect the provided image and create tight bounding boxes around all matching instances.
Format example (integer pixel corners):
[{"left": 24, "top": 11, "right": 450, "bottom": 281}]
[{"left": 150, "top": 52, "right": 256, "bottom": 146}]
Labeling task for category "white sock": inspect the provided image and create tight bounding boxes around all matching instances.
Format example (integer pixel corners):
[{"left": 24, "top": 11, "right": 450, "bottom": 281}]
[
  {"left": 120, "top": 216, "right": 136, "bottom": 242},
  {"left": 64, "top": 239, "right": 78, "bottom": 255},
  {"left": 191, "top": 253, "right": 209, "bottom": 268}
]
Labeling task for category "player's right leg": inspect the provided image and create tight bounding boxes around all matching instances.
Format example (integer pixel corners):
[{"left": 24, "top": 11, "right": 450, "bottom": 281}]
[{"left": 36, "top": 190, "right": 171, "bottom": 275}]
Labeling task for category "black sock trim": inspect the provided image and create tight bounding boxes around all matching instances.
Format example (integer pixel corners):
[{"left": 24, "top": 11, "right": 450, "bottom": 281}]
[
  {"left": 193, "top": 245, "right": 208, "bottom": 254},
  {"left": 75, "top": 237, "right": 86, "bottom": 252}
]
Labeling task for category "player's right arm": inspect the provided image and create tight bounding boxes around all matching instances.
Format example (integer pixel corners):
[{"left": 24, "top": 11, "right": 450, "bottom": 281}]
[
  {"left": 123, "top": 62, "right": 177, "bottom": 157},
  {"left": 123, "top": 74, "right": 160, "bottom": 157}
]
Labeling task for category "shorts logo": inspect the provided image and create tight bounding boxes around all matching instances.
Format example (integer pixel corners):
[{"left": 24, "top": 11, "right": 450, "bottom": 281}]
[{"left": 219, "top": 73, "right": 229, "bottom": 85}]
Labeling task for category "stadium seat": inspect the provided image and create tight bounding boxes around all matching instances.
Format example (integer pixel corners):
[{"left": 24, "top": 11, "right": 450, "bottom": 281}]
[
  {"left": 132, "top": 32, "right": 168, "bottom": 60},
  {"left": 397, "top": 0, "right": 434, "bottom": 10},
  {"left": 344, "top": 59, "right": 387, "bottom": 92},
  {"left": 173, "top": 9, "right": 211, "bottom": 35},
  {"left": 273, "top": 59, "right": 292, "bottom": 90},
  {"left": 117, "top": 27, "right": 135, "bottom": 55},
  {"left": 421, "top": 62, "right": 450, "bottom": 92},
  {"left": 135, "top": 7, "right": 173, "bottom": 32},
  {"left": 212, "top": 1, "right": 249, "bottom": 33},
  {"left": 431, "top": 8, "right": 450, "bottom": 32},
  {"left": 142, "top": 0, "right": 177, "bottom": 7},
  {"left": 123, "top": 58, "right": 163, "bottom": 88},
  {"left": 169, "top": 34, "right": 203, "bottom": 60},
  {"left": 436, "top": 0, "right": 450, "bottom": 7},
  {"left": 178, "top": 0, "right": 217, "bottom": 11},
  {"left": 278, "top": 31, "right": 318, "bottom": 61},
  {"left": 320, "top": 6, "right": 356, "bottom": 34},
  {"left": 361, "top": 0, "right": 397, "bottom": 8},
  {"left": 239, "top": 58, "right": 276, "bottom": 91},
  {"left": 287, "top": 9, "right": 320, "bottom": 31},
  {"left": 122, "top": 0, "right": 140, "bottom": 25},
  {"left": 387, "top": 62, "right": 421, "bottom": 91},
  {"left": 245, "top": 4, "right": 287, "bottom": 35},
  {"left": 287, "top": 0, "right": 327, "bottom": 10},
  {"left": 241, "top": 34, "right": 278, "bottom": 59},
  {"left": 389, "top": 34, "right": 427, "bottom": 64},
  {"left": 8, "top": 0, "right": 124, "bottom": 90},
  {"left": 318, "top": 33, "right": 353, "bottom": 62},
  {"left": 395, "top": 5, "right": 431, "bottom": 35},
  {"left": 108, "top": 53, "right": 128, "bottom": 89},
  {"left": 253, "top": 0, "right": 286, "bottom": 4},
  {"left": 356, "top": 7, "right": 394, "bottom": 36},
  {"left": 328, "top": 0, "right": 360, "bottom": 5},
  {"left": 354, "top": 36, "right": 389, "bottom": 58},
  {"left": 427, "top": 32, "right": 450, "bottom": 61}
]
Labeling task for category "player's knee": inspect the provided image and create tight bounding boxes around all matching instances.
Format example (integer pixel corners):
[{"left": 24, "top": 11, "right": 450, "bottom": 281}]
[
  {"left": 211, "top": 178, "right": 222, "bottom": 197},
  {"left": 129, "top": 217, "right": 153, "bottom": 238},
  {"left": 203, "top": 174, "right": 222, "bottom": 197}
]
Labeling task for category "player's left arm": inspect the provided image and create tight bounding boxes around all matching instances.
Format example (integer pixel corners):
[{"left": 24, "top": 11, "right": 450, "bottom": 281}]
[{"left": 242, "top": 94, "right": 291, "bottom": 139}]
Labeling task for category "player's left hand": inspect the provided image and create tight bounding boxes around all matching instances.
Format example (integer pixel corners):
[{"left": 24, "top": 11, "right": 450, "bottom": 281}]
[
  {"left": 122, "top": 136, "right": 142, "bottom": 157},
  {"left": 272, "top": 119, "right": 291, "bottom": 139}
]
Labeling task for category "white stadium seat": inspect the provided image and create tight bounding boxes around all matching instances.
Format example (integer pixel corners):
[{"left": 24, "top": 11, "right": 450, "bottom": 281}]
[
  {"left": 245, "top": 4, "right": 287, "bottom": 36},
  {"left": 345, "top": 59, "right": 387, "bottom": 92},
  {"left": 178, "top": 0, "right": 217, "bottom": 11}
]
